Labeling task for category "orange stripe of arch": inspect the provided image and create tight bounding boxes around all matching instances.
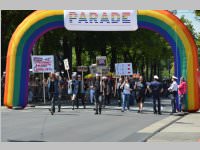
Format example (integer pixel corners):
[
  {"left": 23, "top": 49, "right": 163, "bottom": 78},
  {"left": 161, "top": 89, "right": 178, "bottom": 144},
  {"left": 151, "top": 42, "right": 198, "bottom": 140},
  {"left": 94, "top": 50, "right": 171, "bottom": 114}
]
[
  {"left": 162, "top": 10, "right": 200, "bottom": 109},
  {"left": 156, "top": 10, "right": 199, "bottom": 110},
  {"left": 5, "top": 10, "right": 47, "bottom": 107},
  {"left": 163, "top": 11, "right": 200, "bottom": 110}
]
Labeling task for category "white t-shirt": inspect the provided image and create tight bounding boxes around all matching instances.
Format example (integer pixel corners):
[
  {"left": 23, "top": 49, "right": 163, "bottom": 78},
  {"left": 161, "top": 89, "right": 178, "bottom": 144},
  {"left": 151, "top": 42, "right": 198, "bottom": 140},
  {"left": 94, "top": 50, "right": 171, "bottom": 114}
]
[
  {"left": 168, "top": 81, "right": 178, "bottom": 92},
  {"left": 123, "top": 83, "right": 130, "bottom": 94}
]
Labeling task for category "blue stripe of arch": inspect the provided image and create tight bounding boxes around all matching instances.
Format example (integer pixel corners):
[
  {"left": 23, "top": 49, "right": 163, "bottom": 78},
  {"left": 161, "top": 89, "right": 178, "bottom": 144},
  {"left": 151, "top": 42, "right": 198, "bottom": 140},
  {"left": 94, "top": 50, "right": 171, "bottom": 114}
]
[
  {"left": 138, "top": 21, "right": 181, "bottom": 80},
  {"left": 19, "top": 21, "right": 64, "bottom": 107}
]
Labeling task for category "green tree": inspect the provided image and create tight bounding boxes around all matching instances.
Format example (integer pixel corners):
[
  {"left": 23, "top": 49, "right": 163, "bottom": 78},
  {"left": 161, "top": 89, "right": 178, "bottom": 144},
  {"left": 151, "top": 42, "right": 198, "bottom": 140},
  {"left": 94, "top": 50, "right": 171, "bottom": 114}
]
[{"left": 1, "top": 10, "right": 34, "bottom": 75}]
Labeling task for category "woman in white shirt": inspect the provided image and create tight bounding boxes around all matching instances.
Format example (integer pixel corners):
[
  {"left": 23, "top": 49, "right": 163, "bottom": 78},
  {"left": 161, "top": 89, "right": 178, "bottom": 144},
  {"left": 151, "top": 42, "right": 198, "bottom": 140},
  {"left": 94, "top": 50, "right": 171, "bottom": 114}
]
[{"left": 121, "top": 77, "right": 131, "bottom": 112}]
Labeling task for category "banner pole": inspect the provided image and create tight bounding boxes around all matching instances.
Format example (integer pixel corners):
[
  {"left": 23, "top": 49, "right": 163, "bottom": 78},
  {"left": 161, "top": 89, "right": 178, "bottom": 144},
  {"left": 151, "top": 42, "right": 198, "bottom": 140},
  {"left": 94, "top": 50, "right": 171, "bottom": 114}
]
[{"left": 67, "top": 69, "right": 70, "bottom": 81}]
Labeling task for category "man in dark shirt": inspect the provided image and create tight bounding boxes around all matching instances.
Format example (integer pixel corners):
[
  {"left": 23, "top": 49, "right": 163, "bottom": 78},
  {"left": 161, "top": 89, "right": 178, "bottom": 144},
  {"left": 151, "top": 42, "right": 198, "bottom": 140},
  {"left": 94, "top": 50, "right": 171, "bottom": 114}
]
[
  {"left": 149, "top": 75, "right": 163, "bottom": 115},
  {"left": 129, "top": 76, "right": 135, "bottom": 106},
  {"left": 94, "top": 73, "right": 103, "bottom": 115},
  {"left": 77, "top": 75, "right": 86, "bottom": 109}
]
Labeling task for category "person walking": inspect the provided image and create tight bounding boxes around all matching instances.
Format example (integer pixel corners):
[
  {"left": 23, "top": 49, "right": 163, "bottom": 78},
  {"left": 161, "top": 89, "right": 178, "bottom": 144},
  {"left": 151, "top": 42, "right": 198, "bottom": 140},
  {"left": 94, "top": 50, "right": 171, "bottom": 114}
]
[
  {"left": 89, "top": 77, "right": 95, "bottom": 104},
  {"left": 129, "top": 76, "right": 136, "bottom": 106},
  {"left": 121, "top": 77, "right": 131, "bottom": 112},
  {"left": 168, "top": 76, "right": 178, "bottom": 114},
  {"left": 149, "top": 75, "right": 163, "bottom": 115},
  {"left": 102, "top": 76, "right": 107, "bottom": 108},
  {"left": 48, "top": 73, "right": 60, "bottom": 115},
  {"left": 94, "top": 74, "right": 103, "bottom": 115},
  {"left": 57, "top": 75, "right": 65, "bottom": 112},
  {"left": 116, "top": 77, "right": 124, "bottom": 107},
  {"left": 135, "top": 76, "right": 147, "bottom": 113},
  {"left": 77, "top": 75, "right": 86, "bottom": 109},
  {"left": 178, "top": 77, "right": 187, "bottom": 112},
  {"left": 71, "top": 74, "right": 79, "bottom": 110}
]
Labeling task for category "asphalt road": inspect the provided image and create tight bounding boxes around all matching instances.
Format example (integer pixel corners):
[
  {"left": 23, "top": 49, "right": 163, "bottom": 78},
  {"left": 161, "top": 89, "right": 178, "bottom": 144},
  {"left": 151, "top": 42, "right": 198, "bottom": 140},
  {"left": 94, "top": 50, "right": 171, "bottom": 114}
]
[{"left": 1, "top": 98, "right": 172, "bottom": 142}]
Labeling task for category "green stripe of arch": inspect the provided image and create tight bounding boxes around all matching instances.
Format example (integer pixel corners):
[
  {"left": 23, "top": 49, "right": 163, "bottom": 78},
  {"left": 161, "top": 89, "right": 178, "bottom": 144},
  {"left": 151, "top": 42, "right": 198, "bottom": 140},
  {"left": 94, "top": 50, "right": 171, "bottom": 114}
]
[
  {"left": 138, "top": 15, "right": 188, "bottom": 109},
  {"left": 11, "top": 12, "right": 190, "bottom": 109},
  {"left": 13, "top": 15, "right": 63, "bottom": 105},
  {"left": 138, "top": 15, "right": 187, "bottom": 77}
]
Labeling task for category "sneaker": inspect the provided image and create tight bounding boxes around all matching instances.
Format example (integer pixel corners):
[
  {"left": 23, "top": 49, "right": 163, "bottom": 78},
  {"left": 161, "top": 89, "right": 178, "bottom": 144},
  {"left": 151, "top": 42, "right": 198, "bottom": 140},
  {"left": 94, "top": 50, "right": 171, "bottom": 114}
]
[{"left": 49, "top": 109, "right": 54, "bottom": 115}]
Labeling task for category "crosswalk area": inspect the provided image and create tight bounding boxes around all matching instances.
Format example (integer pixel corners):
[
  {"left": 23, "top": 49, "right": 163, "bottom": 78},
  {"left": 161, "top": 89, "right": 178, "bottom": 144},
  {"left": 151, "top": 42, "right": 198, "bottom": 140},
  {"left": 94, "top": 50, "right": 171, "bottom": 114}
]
[{"left": 1, "top": 98, "right": 173, "bottom": 114}]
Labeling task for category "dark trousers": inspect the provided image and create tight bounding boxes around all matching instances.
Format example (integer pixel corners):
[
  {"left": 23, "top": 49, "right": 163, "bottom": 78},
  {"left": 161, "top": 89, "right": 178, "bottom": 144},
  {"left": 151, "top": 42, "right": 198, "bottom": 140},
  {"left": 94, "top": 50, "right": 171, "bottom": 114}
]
[
  {"left": 105, "top": 94, "right": 110, "bottom": 105},
  {"left": 171, "top": 91, "right": 178, "bottom": 113},
  {"left": 95, "top": 93, "right": 102, "bottom": 114},
  {"left": 153, "top": 95, "right": 161, "bottom": 114},
  {"left": 129, "top": 92, "right": 135, "bottom": 106},
  {"left": 76, "top": 93, "right": 86, "bottom": 109},
  {"left": 117, "top": 89, "right": 122, "bottom": 106},
  {"left": 50, "top": 93, "right": 60, "bottom": 112}
]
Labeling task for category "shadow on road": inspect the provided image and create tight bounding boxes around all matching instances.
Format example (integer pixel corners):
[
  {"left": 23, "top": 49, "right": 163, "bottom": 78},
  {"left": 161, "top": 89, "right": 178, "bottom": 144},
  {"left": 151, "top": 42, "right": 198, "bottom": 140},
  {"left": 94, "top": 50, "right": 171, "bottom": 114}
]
[
  {"left": 53, "top": 113, "right": 80, "bottom": 116},
  {"left": 7, "top": 139, "right": 46, "bottom": 142}
]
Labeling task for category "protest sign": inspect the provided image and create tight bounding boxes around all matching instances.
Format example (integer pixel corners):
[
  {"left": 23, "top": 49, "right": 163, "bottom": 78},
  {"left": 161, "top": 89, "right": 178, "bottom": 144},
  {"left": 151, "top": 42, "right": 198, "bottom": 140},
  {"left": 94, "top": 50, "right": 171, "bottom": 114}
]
[
  {"left": 115, "top": 63, "right": 133, "bottom": 76},
  {"left": 31, "top": 55, "right": 54, "bottom": 73}
]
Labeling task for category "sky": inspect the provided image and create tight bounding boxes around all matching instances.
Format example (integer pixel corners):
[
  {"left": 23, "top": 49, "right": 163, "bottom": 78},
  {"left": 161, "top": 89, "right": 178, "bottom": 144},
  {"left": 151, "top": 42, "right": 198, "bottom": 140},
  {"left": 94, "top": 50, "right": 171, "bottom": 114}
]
[{"left": 175, "top": 10, "right": 200, "bottom": 34}]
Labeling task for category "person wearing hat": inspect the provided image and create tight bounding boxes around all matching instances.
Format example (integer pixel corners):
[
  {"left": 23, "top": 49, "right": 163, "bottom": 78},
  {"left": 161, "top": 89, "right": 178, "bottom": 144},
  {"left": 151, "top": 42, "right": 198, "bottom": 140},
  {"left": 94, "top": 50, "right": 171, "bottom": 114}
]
[
  {"left": 168, "top": 75, "right": 178, "bottom": 113},
  {"left": 148, "top": 75, "right": 163, "bottom": 115}
]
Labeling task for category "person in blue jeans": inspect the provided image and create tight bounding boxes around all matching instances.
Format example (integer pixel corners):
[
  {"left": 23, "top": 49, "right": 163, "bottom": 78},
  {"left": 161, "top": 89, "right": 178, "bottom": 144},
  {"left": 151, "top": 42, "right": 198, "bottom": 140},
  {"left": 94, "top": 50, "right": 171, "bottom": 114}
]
[{"left": 121, "top": 77, "right": 131, "bottom": 112}]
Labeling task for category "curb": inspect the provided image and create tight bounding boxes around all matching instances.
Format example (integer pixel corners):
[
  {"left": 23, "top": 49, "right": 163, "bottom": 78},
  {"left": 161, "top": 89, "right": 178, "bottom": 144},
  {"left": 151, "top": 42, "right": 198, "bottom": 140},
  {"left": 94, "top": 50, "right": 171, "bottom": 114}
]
[{"left": 141, "top": 113, "right": 188, "bottom": 142}]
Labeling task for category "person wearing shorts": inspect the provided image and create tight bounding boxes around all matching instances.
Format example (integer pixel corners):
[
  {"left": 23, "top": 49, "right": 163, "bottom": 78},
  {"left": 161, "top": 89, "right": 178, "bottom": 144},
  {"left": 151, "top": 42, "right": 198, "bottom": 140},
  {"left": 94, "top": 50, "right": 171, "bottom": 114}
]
[{"left": 135, "top": 76, "right": 147, "bottom": 113}]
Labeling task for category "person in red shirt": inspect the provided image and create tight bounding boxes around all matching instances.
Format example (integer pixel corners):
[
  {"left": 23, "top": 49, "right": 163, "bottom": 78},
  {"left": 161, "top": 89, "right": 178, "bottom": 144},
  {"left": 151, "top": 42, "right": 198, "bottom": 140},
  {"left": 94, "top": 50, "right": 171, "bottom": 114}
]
[{"left": 178, "top": 77, "right": 187, "bottom": 112}]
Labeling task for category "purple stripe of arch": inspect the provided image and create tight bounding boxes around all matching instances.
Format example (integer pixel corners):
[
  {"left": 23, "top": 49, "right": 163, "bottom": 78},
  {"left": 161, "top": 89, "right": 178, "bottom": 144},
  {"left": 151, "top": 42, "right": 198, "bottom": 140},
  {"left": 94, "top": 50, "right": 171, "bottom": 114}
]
[
  {"left": 138, "top": 21, "right": 181, "bottom": 80},
  {"left": 19, "top": 21, "right": 64, "bottom": 107},
  {"left": 17, "top": 19, "right": 182, "bottom": 107},
  {"left": 139, "top": 21, "right": 181, "bottom": 111}
]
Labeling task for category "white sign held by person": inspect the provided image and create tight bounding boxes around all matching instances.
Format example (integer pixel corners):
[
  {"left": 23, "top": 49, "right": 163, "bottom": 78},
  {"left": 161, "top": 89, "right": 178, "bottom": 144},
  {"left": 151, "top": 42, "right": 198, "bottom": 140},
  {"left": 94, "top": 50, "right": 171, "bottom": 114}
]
[
  {"left": 63, "top": 59, "right": 69, "bottom": 70},
  {"left": 31, "top": 55, "right": 54, "bottom": 73},
  {"left": 64, "top": 10, "right": 138, "bottom": 31},
  {"left": 115, "top": 63, "right": 133, "bottom": 76}
]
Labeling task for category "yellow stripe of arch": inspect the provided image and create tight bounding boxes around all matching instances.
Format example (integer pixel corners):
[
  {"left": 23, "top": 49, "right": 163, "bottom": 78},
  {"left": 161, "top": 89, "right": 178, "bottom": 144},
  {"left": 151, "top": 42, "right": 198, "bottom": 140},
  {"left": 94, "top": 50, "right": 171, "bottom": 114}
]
[
  {"left": 7, "top": 10, "right": 64, "bottom": 106},
  {"left": 138, "top": 10, "right": 195, "bottom": 109},
  {"left": 6, "top": 10, "right": 197, "bottom": 110}
]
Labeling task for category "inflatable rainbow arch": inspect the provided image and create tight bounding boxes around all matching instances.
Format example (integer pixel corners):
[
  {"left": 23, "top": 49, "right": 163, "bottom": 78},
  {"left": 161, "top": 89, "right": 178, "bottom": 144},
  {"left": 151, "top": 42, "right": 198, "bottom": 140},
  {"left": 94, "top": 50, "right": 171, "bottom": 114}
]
[{"left": 4, "top": 10, "right": 200, "bottom": 112}]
